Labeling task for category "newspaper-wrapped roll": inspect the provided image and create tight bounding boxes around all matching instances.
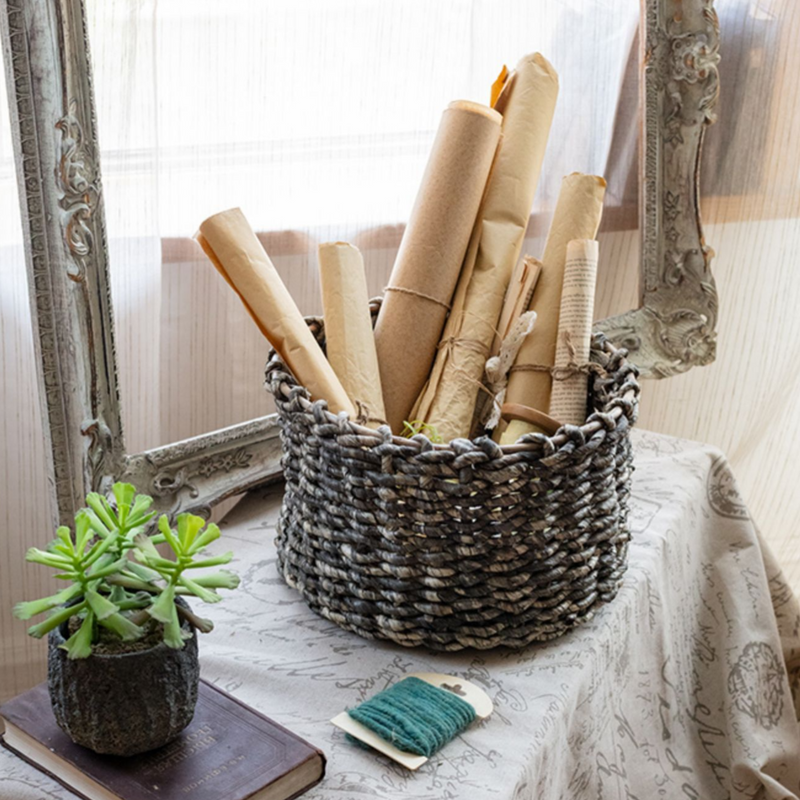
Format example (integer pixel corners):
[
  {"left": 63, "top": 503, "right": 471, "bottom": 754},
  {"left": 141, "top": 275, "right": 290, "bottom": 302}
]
[
  {"left": 500, "top": 173, "right": 606, "bottom": 443},
  {"left": 197, "top": 208, "right": 356, "bottom": 417},
  {"left": 374, "top": 100, "right": 502, "bottom": 432},
  {"left": 411, "top": 54, "right": 559, "bottom": 441},
  {"left": 318, "top": 242, "right": 386, "bottom": 428},
  {"left": 548, "top": 239, "right": 599, "bottom": 425}
]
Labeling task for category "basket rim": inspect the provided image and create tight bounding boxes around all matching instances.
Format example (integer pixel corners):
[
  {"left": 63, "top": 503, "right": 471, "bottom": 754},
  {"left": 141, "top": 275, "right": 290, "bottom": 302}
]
[{"left": 267, "top": 333, "right": 639, "bottom": 457}]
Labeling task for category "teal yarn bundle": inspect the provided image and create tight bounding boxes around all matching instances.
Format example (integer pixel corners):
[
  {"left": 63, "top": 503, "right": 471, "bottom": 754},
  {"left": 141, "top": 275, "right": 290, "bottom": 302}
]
[{"left": 347, "top": 677, "right": 477, "bottom": 757}]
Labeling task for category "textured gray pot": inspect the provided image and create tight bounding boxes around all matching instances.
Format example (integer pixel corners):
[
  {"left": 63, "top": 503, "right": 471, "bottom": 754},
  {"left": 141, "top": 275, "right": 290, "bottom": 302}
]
[{"left": 47, "top": 597, "right": 200, "bottom": 756}]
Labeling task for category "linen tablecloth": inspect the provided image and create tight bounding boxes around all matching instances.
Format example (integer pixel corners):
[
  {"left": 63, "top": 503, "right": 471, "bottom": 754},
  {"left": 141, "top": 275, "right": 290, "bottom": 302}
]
[{"left": 2, "top": 430, "right": 800, "bottom": 799}]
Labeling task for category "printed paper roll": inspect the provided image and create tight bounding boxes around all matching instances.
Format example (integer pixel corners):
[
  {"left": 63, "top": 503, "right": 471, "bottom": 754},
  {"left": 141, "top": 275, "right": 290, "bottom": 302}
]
[
  {"left": 500, "top": 173, "right": 606, "bottom": 443},
  {"left": 548, "top": 239, "right": 599, "bottom": 425},
  {"left": 374, "top": 100, "right": 502, "bottom": 432},
  {"left": 411, "top": 54, "right": 559, "bottom": 442},
  {"left": 197, "top": 208, "right": 356, "bottom": 417},
  {"left": 319, "top": 242, "right": 386, "bottom": 428}
]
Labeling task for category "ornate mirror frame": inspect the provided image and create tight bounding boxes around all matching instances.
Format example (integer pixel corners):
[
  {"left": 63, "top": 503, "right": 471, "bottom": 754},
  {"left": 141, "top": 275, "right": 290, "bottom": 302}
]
[
  {"left": 1, "top": 0, "right": 719, "bottom": 526},
  {"left": 596, "top": 0, "right": 720, "bottom": 378}
]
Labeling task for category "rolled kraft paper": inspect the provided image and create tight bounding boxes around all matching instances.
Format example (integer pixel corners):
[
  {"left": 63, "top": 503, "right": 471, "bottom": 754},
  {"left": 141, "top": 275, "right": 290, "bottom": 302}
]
[
  {"left": 548, "top": 239, "right": 599, "bottom": 426},
  {"left": 318, "top": 241, "right": 386, "bottom": 428},
  {"left": 492, "top": 256, "right": 542, "bottom": 357},
  {"left": 411, "top": 54, "right": 559, "bottom": 441},
  {"left": 197, "top": 208, "right": 356, "bottom": 417},
  {"left": 374, "top": 100, "right": 502, "bottom": 432},
  {"left": 499, "top": 172, "right": 606, "bottom": 444},
  {"left": 474, "top": 256, "right": 542, "bottom": 433}
]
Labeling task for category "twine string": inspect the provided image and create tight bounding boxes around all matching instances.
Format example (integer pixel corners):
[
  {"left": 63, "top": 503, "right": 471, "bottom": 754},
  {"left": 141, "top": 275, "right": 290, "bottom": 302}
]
[
  {"left": 354, "top": 400, "right": 388, "bottom": 427},
  {"left": 458, "top": 307, "right": 503, "bottom": 342},
  {"left": 437, "top": 335, "right": 490, "bottom": 358},
  {"left": 384, "top": 285, "right": 451, "bottom": 311},
  {"left": 510, "top": 330, "right": 608, "bottom": 381},
  {"left": 436, "top": 336, "right": 496, "bottom": 405},
  {"left": 347, "top": 677, "right": 476, "bottom": 757}
]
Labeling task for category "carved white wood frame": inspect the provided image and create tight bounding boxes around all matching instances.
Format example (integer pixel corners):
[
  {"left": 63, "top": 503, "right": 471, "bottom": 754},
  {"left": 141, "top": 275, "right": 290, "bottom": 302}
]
[{"left": 1, "top": 0, "right": 719, "bottom": 525}]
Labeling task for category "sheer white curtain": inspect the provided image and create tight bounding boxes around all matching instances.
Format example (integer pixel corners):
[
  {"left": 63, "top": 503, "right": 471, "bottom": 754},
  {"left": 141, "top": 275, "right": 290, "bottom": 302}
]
[
  {"left": 0, "top": 77, "right": 54, "bottom": 701},
  {"left": 86, "top": 0, "right": 639, "bottom": 450}
]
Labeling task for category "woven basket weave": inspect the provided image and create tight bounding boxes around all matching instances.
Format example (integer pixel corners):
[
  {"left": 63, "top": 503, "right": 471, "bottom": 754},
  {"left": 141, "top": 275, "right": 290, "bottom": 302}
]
[{"left": 265, "top": 298, "right": 640, "bottom": 650}]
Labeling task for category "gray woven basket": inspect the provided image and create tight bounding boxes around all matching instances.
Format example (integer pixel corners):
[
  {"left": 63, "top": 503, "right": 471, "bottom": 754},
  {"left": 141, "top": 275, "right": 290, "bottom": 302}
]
[{"left": 265, "top": 298, "right": 640, "bottom": 651}]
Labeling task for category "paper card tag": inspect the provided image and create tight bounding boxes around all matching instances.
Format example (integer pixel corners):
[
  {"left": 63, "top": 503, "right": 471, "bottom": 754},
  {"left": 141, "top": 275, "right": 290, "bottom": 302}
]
[
  {"left": 331, "top": 712, "right": 429, "bottom": 770},
  {"left": 331, "top": 673, "right": 493, "bottom": 770},
  {"left": 408, "top": 673, "right": 493, "bottom": 718}
]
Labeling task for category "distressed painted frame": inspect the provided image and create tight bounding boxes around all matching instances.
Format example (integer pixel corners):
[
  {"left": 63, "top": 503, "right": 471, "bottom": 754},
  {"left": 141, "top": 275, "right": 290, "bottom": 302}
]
[
  {"left": 596, "top": 0, "right": 720, "bottom": 376},
  {"left": 1, "top": 0, "right": 719, "bottom": 525}
]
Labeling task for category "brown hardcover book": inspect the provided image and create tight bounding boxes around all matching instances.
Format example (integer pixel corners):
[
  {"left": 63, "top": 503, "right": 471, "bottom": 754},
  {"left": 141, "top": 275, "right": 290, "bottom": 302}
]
[{"left": 0, "top": 680, "right": 325, "bottom": 800}]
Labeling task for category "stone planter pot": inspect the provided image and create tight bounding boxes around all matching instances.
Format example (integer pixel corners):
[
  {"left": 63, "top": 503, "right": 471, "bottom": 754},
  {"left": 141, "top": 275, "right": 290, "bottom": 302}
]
[{"left": 47, "top": 597, "right": 200, "bottom": 756}]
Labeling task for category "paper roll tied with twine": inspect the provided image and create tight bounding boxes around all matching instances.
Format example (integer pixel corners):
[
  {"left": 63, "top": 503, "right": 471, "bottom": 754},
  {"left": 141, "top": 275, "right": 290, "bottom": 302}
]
[
  {"left": 548, "top": 239, "right": 599, "bottom": 425},
  {"left": 499, "top": 173, "right": 606, "bottom": 443},
  {"left": 374, "top": 100, "right": 502, "bottom": 432},
  {"left": 319, "top": 242, "right": 386, "bottom": 428},
  {"left": 411, "top": 54, "right": 559, "bottom": 442},
  {"left": 197, "top": 208, "right": 356, "bottom": 418}
]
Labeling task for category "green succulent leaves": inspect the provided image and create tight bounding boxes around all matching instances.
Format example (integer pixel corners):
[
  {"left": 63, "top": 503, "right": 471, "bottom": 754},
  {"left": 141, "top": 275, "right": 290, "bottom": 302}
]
[
  {"left": 15, "top": 483, "right": 239, "bottom": 659},
  {"left": 131, "top": 513, "right": 238, "bottom": 649},
  {"left": 85, "top": 482, "right": 157, "bottom": 546}
]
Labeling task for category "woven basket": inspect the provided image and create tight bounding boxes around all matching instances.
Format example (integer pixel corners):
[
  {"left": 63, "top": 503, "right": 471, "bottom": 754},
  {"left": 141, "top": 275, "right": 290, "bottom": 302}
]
[{"left": 265, "top": 298, "right": 640, "bottom": 651}]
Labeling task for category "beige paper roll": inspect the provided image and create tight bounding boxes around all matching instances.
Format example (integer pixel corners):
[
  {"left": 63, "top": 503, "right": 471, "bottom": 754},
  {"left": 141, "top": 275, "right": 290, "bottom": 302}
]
[
  {"left": 548, "top": 239, "right": 599, "bottom": 425},
  {"left": 374, "top": 100, "right": 502, "bottom": 432},
  {"left": 411, "top": 54, "right": 559, "bottom": 442},
  {"left": 197, "top": 208, "right": 356, "bottom": 417},
  {"left": 474, "top": 256, "right": 543, "bottom": 435},
  {"left": 318, "top": 242, "right": 386, "bottom": 428},
  {"left": 500, "top": 173, "right": 606, "bottom": 443},
  {"left": 493, "top": 256, "right": 543, "bottom": 357}
]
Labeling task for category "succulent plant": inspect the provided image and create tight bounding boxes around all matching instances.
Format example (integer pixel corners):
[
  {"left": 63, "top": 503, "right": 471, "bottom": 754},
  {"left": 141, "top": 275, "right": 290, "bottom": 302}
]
[{"left": 15, "top": 482, "right": 239, "bottom": 659}]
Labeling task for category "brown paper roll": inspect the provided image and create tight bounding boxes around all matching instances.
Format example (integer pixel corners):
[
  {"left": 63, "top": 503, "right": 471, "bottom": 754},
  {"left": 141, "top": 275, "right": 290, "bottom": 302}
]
[
  {"left": 198, "top": 208, "right": 356, "bottom": 417},
  {"left": 493, "top": 256, "right": 543, "bottom": 357},
  {"left": 318, "top": 242, "right": 386, "bottom": 428},
  {"left": 411, "top": 54, "right": 558, "bottom": 441},
  {"left": 500, "top": 173, "right": 605, "bottom": 443},
  {"left": 374, "top": 100, "right": 502, "bottom": 432}
]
